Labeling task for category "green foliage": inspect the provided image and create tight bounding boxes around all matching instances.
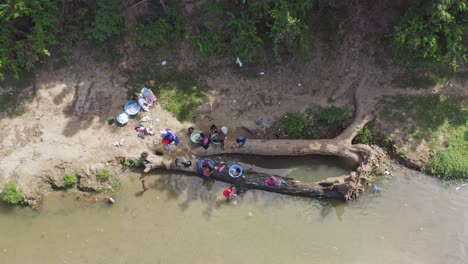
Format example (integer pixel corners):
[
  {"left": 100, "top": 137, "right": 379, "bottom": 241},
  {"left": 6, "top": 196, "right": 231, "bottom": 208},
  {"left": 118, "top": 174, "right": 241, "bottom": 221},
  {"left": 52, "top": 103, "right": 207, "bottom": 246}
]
[
  {"left": 269, "top": 0, "right": 313, "bottom": 61},
  {"left": 281, "top": 112, "right": 314, "bottom": 138},
  {"left": 127, "top": 47, "right": 209, "bottom": 121},
  {"left": 205, "top": 0, "right": 224, "bottom": 17},
  {"left": 228, "top": 17, "right": 264, "bottom": 63},
  {"left": 63, "top": 173, "right": 78, "bottom": 188},
  {"left": 393, "top": 0, "right": 468, "bottom": 69},
  {"left": 191, "top": 27, "right": 225, "bottom": 57},
  {"left": 0, "top": 182, "right": 23, "bottom": 205},
  {"left": 97, "top": 169, "right": 111, "bottom": 181},
  {"left": 355, "top": 125, "right": 375, "bottom": 144},
  {"left": 88, "top": 0, "right": 123, "bottom": 42},
  {"left": 0, "top": 0, "right": 61, "bottom": 77},
  {"left": 156, "top": 72, "right": 208, "bottom": 121},
  {"left": 317, "top": 106, "right": 348, "bottom": 125},
  {"left": 123, "top": 159, "right": 143, "bottom": 168},
  {"left": 381, "top": 95, "right": 467, "bottom": 180},
  {"left": 427, "top": 127, "right": 468, "bottom": 180},
  {"left": 136, "top": 8, "right": 184, "bottom": 48}
]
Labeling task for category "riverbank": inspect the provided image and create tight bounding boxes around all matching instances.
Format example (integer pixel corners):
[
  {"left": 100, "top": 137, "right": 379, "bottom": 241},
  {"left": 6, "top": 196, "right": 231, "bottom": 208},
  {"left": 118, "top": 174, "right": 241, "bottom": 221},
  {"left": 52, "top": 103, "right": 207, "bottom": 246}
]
[{"left": 0, "top": 1, "right": 467, "bottom": 205}]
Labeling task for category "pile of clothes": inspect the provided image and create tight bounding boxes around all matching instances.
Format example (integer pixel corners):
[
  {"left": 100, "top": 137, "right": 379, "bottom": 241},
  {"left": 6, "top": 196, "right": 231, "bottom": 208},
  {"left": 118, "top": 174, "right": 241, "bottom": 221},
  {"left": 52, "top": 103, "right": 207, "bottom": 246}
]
[{"left": 160, "top": 128, "right": 179, "bottom": 151}]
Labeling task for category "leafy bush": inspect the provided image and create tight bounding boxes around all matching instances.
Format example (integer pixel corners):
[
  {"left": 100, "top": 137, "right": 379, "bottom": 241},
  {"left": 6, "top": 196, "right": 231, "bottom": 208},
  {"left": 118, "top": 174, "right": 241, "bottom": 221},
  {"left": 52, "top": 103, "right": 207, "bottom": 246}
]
[
  {"left": 0, "top": 182, "right": 23, "bottom": 205},
  {"left": 0, "top": 0, "right": 61, "bottom": 77},
  {"left": 97, "top": 169, "right": 111, "bottom": 181},
  {"left": 191, "top": 27, "right": 225, "bottom": 57},
  {"left": 136, "top": 8, "right": 184, "bottom": 48},
  {"left": 228, "top": 17, "right": 264, "bottom": 63},
  {"left": 88, "top": 0, "right": 124, "bottom": 42},
  {"left": 63, "top": 173, "right": 78, "bottom": 188},
  {"left": 354, "top": 125, "right": 375, "bottom": 144},
  {"left": 393, "top": 0, "right": 468, "bottom": 69},
  {"left": 317, "top": 106, "right": 348, "bottom": 125},
  {"left": 281, "top": 112, "right": 314, "bottom": 138},
  {"left": 269, "top": 0, "right": 313, "bottom": 61},
  {"left": 123, "top": 159, "right": 143, "bottom": 168}
]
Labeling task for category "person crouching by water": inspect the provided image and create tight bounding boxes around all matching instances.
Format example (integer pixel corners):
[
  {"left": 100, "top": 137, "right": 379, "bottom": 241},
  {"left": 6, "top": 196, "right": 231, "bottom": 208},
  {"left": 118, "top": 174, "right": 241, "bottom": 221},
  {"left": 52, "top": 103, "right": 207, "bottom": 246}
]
[
  {"left": 236, "top": 136, "right": 247, "bottom": 147},
  {"left": 223, "top": 185, "right": 236, "bottom": 201},
  {"left": 141, "top": 180, "right": 149, "bottom": 191},
  {"left": 199, "top": 133, "right": 210, "bottom": 149}
]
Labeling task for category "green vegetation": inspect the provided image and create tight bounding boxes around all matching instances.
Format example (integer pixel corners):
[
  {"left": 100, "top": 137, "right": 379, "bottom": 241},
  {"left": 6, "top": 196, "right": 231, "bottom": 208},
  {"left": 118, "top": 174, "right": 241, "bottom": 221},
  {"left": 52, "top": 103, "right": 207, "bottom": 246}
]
[
  {"left": 87, "top": 0, "right": 124, "bottom": 42},
  {"left": 135, "top": 8, "right": 184, "bottom": 48},
  {"left": 393, "top": 0, "right": 468, "bottom": 69},
  {"left": 63, "top": 173, "right": 78, "bottom": 188},
  {"left": 380, "top": 95, "right": 467, "bottom": 180},
  {"left": 228, "top": 17, "right": 264, "bottom": 64},
  {"left": 317, "top": 106, "right": 348, "bottom": 125},
  {"left": 97, "top": 169, "right": 111, "bottom": 181},
  {"left": 191, "top": 28, "right": 225, "bottom": 58},
  {"left": 281, "top": 112, "right": 315, "bottom": 138},
  {"left": 0, "top": 71, "right": 36, "bottom": 116},
  {"left": 0, "top": 0, "right": 61, "bottom": 77},
  {"left": 281, "top": 106, "right": 349, "bottom": 138},
  {"left": 269, "top": 0, "right": 313, "bottom": 61},
  {"left": 128, "top": 54, "right": 208, "bottom": 121},
  {"left": 354, "top": 125, "right": 375, "bottom": 145},
  {"left": 123, "top": 159, "right": 143, "bottom": 168},
  {"left": 0, "top": 182, "right": 23, "bottom": 205}
]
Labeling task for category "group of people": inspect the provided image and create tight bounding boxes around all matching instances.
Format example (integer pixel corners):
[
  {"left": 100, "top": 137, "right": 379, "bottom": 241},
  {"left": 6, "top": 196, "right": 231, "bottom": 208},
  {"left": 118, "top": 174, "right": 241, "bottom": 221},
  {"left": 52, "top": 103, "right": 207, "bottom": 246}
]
[{"left": 189, "top": 124, "right": 248, "bottom": 151}]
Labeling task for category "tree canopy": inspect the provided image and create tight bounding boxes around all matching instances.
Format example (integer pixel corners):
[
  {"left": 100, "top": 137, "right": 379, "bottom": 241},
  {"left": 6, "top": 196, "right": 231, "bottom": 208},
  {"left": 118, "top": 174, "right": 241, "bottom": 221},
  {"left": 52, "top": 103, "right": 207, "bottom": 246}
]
[{"left": 393, "top": 0, "right": 468, "bottom": 69}]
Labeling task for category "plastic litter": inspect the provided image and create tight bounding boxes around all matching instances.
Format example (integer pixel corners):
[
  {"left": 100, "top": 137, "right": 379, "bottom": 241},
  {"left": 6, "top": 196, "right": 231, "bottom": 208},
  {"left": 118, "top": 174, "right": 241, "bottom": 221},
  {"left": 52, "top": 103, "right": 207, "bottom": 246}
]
[
  {"left": 221, "top": 126, "right": 228, "bottom": 135},
  {"left": 161, "top": 61, "right": 167, "bottom": 66},
  {"left": 372, "top": 184, "right": 383, "bottom": 192},
  {"left": 140, "top": 116, "right": 151, "bottom": 122},
  {"left": 259, "top": 71, "right": 265, "bottom": 76},
  {"left": 119, "top": 138, "right": 125, "bottom": 146},
  {"left": 236, "top": 57, "right": 243, "bottom": 67}
]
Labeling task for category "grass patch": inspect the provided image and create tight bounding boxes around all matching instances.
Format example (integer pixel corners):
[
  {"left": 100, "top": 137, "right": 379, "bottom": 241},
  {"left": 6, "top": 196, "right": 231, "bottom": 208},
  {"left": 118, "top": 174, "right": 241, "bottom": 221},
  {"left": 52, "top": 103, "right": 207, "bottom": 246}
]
[
  {"left": 0, "top": 182, "right": 23, "bottom": 205},
  {"left": 123, "top": 159, "right": 143, "bottom": 168},
  {"left": 280, "top": 112, "right": 315, "bottom": 138},
  {"left": 97, "top": 169, "right": 111, "bottom": 181},
  {"left": 317, "top": 105, "right": 348, "bottom": 125},
  {"left": 380, "top": 95, "right": 467, "bottom": 180},
  {"left": 354, "top": 124, "right": 375, "bottom": 145},
  {"left": 63, "top": 173, "right": 78, "bottom": 188},
  {"left": 127, "top": 52, "right": 208, "bottom": 122}
]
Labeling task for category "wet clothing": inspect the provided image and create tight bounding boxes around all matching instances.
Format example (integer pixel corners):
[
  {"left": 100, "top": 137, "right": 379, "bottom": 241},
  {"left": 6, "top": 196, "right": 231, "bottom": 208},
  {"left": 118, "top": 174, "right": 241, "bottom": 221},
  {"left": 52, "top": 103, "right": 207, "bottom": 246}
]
[{"left": 223, "top": 187, "right": 234, "bottom": 198}]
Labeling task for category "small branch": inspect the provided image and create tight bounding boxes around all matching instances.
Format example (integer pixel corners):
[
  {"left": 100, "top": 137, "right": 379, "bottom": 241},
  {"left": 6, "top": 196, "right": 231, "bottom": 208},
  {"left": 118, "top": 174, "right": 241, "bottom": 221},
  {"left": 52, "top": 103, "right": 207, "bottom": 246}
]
[{"left": 129, "top": 0, "right": 150, "bottom": 9}]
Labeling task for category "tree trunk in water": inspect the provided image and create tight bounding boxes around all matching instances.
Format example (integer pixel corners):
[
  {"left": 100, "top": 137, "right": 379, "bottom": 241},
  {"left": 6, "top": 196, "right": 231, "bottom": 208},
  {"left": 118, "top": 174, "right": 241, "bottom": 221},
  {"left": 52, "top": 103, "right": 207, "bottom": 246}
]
[{"left": 140, "top": 151, "right": 377, "bottom": 201}]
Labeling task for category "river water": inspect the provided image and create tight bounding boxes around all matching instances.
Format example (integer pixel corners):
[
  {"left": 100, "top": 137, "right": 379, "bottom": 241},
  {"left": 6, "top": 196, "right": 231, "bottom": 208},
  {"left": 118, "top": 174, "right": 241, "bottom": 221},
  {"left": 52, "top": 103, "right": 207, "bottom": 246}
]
[{"left": 0, "top": 158, "right": 467, "bottom": 264}]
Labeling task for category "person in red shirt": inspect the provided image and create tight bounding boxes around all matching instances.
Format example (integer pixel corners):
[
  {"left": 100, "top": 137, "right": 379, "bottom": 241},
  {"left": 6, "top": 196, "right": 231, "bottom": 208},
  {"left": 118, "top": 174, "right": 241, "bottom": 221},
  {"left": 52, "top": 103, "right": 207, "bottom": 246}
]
[{"left": 223, "top": 185, "right": 236, "bottom": 201}]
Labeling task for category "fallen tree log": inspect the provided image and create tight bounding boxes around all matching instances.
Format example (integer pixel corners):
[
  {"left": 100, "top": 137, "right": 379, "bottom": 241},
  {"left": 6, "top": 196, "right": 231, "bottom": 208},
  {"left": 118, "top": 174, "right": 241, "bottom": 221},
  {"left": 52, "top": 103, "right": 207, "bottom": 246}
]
[
  {"left": 140, "top": 151, "right": 378, "bottom": 200},
  {"left": 192, "top": 139, "right": 372, "bottom": 164}
]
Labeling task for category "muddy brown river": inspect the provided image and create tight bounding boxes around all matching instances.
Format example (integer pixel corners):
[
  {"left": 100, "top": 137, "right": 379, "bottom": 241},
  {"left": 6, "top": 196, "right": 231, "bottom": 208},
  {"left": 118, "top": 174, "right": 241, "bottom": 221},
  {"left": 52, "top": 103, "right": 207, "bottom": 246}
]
[{"left": 0, "top": 158, "right": 467, "bottom": 264}]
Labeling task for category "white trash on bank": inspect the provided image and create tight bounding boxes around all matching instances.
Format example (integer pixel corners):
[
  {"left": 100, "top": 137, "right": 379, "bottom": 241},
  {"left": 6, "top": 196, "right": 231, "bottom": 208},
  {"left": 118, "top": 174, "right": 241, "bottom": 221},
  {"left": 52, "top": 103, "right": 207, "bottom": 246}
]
[{"left": 236, "top": 57, "right": 243, "bottom": 67}]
